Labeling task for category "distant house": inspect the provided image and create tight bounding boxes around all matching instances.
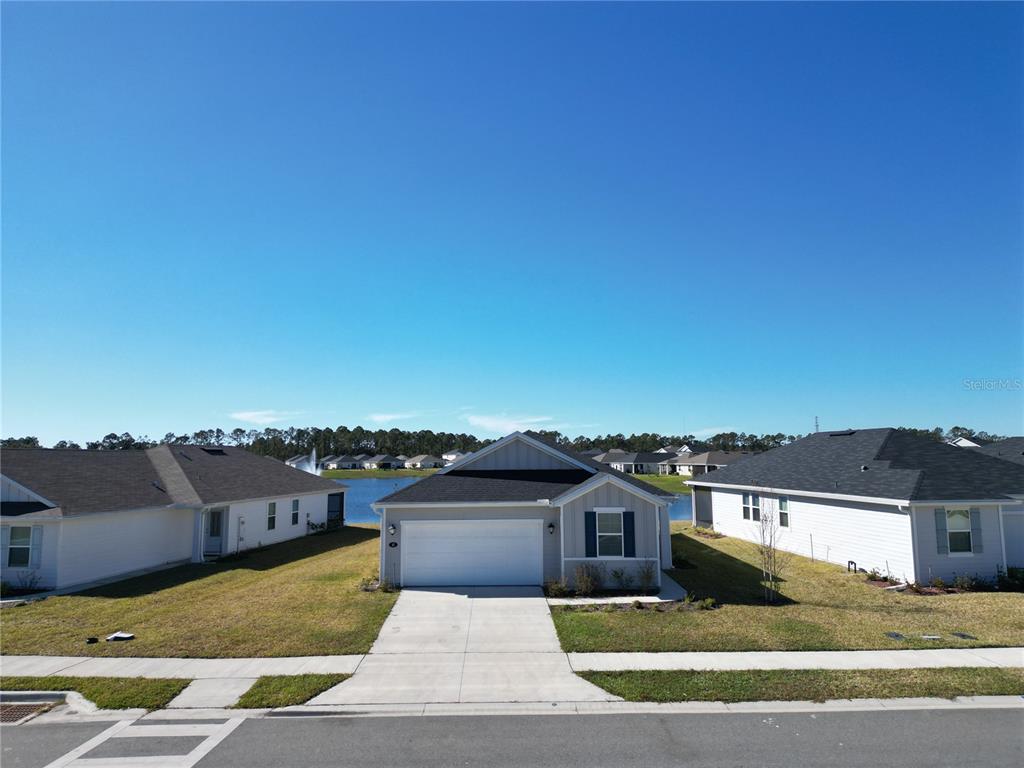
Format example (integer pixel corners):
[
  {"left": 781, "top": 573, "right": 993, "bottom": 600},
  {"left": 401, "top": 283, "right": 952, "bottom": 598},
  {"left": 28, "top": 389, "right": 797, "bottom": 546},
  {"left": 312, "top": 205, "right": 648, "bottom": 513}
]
[
  {"left": 594, "top": 452, "right": 666, "bottom": 475},
  {"left": 0, "top": 446, "right": 346, "bottom": 591},
  {"left": 442, "top": 450, "right": 469, "bottom": 465},
  {"left": 971, "top": 437, "right": 1024, "bottom": 466},
  {"left": 577, "top": 448, "right": 604, "bottom": 458},
  {"left": 405, "top": 454, "right": 445, "bottom": 469},
  {"left": 656, "top": 445, "right": 681, "bottom": 454},
  {"left": 317, "top": 455, "right": 339, "bottom": 470},
  {"left": 284, "top": 454, "right": 306, "bottom": 468},
  {"left": 363, "top": 455, "right": 405, "bottom": 470},
  {"left": 324, "top": 455, "right": 362, "bottom": 470},
  {"left": 672, "top": 450, "right": 751, "bottom": 476},
  {"left": 947, "top": 436, "right": 992, "bottom": 448},
  {"left": 688, "top": 428, "right": 1024, "bottom": 584}
]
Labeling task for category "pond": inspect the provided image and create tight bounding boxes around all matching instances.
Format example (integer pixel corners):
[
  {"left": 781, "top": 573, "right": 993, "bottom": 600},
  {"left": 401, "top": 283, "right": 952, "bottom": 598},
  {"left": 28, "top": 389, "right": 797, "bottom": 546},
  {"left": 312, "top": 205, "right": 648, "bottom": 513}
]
[{"left": 336, "top": 478, "right": 692, "bottom": 525}]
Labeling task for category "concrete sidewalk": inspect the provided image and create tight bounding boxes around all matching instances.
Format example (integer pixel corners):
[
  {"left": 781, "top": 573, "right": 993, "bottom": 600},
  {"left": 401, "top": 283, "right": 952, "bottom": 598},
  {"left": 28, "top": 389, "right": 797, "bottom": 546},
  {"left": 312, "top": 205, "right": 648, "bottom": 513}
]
[
  {"left": 3, "top": 647, "right": 1022, "bottom": 680},
  {"left": 570, "top": 646, "right": 1024, "bottom": 671}
]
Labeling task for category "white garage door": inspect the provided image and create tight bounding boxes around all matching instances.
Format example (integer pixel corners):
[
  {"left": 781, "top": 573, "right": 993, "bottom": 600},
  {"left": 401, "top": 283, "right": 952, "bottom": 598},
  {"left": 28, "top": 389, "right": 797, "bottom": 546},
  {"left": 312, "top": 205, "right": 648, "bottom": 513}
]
[{"left": 401, "top": 519, "right": 543, "bottom": 586}]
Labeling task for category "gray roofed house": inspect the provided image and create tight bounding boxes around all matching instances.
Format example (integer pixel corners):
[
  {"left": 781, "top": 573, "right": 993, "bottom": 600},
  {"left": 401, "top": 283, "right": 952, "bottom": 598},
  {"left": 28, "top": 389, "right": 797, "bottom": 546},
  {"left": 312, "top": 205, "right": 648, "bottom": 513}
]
[
  {"left": 404, "top": 454, "right": 445, "bottom": 469},
  {"left": 0, "top": 446, "right": 346, "bottom": 591},
  {"left": 363, "top": 454, "right": 405, "bottom": 469},
  {"left": 970, "top": 437, "right": 1024, "bottom": 467},
  {"left": 664, "top": 450, "right": 753, "bottom": 476},
  {"left": 688, "top": 428, "right": 1024, "bottom": 585},
  {"left": 592, "top": 451, "right": 667, "bottom": 475},
  {"left": 374, "top": 432, "right": 676, "bottom": 590}
]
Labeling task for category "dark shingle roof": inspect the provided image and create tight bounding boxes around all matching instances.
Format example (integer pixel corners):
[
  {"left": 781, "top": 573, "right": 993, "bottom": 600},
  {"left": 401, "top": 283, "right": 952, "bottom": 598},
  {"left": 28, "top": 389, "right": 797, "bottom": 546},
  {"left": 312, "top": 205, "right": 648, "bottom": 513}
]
[
  {"left": 676, "top": 451, "right": 753, "bottom": 466},
  {"left": 688, "top": 428, "right": 1024, "bottom": 501},
  {"left": 0, "top": 446, "right": 342, "bottom": 516},
  {"left": 378, "top": 470, "right": 593, "bottom": 503},
  {"left": 971, "top": 437, "right": 1024, "bottom": 467},
  {"left": 378, "top": 433, "right": 674, "bottom": 504}
]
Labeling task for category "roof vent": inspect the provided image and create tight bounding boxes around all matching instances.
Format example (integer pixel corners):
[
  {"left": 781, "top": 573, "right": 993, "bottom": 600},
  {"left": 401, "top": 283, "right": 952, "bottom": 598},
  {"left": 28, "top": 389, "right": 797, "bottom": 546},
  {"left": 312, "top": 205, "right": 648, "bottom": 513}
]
[
  {"left": 860, "top": 465, "right": 869, "bottom": 472},
  {"left": 828, "top": 430, "right": 856, "bottom": 437},
  {"left": 201, "top": 447, "right": 226, "bottom": 456}
]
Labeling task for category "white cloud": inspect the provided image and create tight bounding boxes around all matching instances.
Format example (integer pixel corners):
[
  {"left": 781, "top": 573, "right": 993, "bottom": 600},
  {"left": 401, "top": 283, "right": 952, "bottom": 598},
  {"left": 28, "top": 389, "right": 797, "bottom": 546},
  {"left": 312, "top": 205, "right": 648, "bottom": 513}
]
[
  {"left": 367, "top": 412, "right": 417, "bottom": 424},
  {"left": 692, "top": 426, "right": 737, "bottom": 439},
  {"left": 463, "top": 413, "right": 565, "bottom": 435},
  {"left": 229, "top": 410, "right": 303, "bottom": 425}
]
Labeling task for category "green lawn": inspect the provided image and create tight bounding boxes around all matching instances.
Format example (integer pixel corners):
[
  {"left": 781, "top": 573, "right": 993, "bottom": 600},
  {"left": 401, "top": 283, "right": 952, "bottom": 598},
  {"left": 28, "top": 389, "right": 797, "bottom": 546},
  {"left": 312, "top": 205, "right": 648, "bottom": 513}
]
[
  {"left": 552, "top": 523, "right": 1024, "bottom": 652},
  {"left": 630, "top": 473, "right": 691, "bottom": 494},
  {"left": 233, "top": 674, "right": 349, "bottom": 708},
  {"left": 1, "top": 526, "right": 396, "bottom": 658},
  {"left": 0, "top": 677, "right": 189, "bottom": 710},
  {"left": 321, "top": 468, "right": 437, "bottom": 479},
  {"left": 580, "top": 668, "right": 1024, "bottom": 703}
]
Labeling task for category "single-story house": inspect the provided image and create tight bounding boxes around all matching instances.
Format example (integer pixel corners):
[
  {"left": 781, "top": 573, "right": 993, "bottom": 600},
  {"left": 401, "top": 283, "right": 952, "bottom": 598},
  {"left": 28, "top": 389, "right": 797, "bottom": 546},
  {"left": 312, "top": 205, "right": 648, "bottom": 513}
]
[
  {"left": 1, "top": 446, "right": 346, "bottom": 592},
  {"left": 405, "top": 454, "right": 445, "bottom": 469},
  {"left": 688, "top": 428, "right": 1024, "bottom": 584},
  {"left": 597, "top": 452, "right": 672, "bottom": 475},
  {"left": 971, "top": 437, "right": 1024, "bottom": 466},
  {"left": 363, "top": 454, "right": 405, "bottom": 470},
  {"left": 656, "top": 445, "right": 685, "bottom": 455},
  {"left": 284, "top": 454, "right": 306, "bottom": 467},
  {"left": 372, "top": 431, "right": 675, "bottom": 588},
  {"left": 672, "top": 450, "right": 751, "bottom": 476},
  {"left": 657, "top": 453, "right": 694, "bottom": 475},
  {"left": 317, "top": 455, "right": 339, "bottom": 470},
  {"left": 396, "top": 455, "right": 409, "bottom": 461},
  {"left": 441, "top": 450, "right": 469, "bottom": 465},
  {"left": 323, "top": 455, "right": 361, "bottom": 470}
]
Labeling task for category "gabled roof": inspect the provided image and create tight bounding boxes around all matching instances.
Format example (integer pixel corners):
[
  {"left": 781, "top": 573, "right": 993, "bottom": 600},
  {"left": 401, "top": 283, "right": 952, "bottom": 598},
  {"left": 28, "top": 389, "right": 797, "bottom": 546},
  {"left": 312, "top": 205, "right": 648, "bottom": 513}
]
[
  {"left": 378, "top": 432, "right": 672, "bottom": 505},
  {"left": 0, "top": 446, "right": 343, "bottom": 517},
  {"left": 594, "top": 451, "right": 666, "bottom": 465},
  {"left": 318, "top": 455, "right": 339, "bottom": 464},
  {"left": 678, "top": 450, "right": 753, "bottom": 466},
  {"left": 365, "top": 454, "right": 402, "bottom": 463},
  {"left": 406, "top": 454, "right": 442, "bottom": 463},
  {"left": 688, "top": 429, "right": 1024, "bottom": 502},
  {"left": 971, "top": 437, "right": 1024, "bottom": 467}
]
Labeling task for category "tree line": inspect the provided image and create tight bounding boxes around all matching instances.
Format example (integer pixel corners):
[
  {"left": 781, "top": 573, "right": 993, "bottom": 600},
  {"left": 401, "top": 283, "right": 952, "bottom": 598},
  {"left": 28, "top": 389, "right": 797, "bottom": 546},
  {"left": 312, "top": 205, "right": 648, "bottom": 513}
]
[{"left": 0, "top": 424, "right": 1006, "bottom": 460}]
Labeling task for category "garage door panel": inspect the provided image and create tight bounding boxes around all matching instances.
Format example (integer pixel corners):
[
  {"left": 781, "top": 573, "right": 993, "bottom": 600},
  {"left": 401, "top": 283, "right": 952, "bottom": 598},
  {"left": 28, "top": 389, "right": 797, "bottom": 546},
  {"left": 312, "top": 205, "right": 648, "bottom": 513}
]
[{"left": 402, "top": 519, "right": 543, "bottom": 586}]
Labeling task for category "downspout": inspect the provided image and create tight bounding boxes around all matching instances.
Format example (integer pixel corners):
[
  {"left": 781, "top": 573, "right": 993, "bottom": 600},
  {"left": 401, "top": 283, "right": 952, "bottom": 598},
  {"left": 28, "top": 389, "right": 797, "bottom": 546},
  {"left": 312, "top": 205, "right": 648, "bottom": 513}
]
[
  {"left": 655, "top": 503, "right": 663, "bottom": 588},
  {"left": 559, "top": 504, "right": 565, "bottom": 582},
  {"left": 998, "top": 504, "right": 1007, "bottom": 574},
  {"left": 905, "top": 505, "right": 919, "bottom": 585}
]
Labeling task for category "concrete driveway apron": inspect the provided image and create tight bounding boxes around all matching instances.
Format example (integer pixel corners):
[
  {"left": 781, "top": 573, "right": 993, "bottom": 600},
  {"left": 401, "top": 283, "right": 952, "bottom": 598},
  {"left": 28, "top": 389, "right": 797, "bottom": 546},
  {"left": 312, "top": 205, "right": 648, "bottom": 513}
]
[{"left": 309, "top": 587, "right": 616, "bottom": 705}]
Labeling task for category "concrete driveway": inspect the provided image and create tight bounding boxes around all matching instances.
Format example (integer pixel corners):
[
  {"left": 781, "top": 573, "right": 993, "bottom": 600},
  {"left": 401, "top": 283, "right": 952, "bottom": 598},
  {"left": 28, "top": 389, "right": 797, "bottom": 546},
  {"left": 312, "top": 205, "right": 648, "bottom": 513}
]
[{"left": 309, "top": 587, "right": 617, "bottom": 705}]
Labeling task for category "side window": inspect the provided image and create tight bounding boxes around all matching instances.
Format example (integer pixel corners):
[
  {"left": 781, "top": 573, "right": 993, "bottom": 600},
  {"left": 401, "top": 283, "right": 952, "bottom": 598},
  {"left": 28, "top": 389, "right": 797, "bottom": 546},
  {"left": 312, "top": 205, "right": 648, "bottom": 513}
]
[
  {"left": 291, "top": 499, "right": 300, "bottom": 525},
  {"left": 779, "top": 496, "right": 790, "bottom": 527},
  {"left": 751, "top": 494, "right": 761, "bottom": 522},
  {"left": 7, "top": 526, "right": 32, "bottom": 567},
  {"left": 742, "top": 493, "right": 751, "bottom": 520},
  {"left": 268, "top": 502, "right": 277, "bottom": 531},
  {"left": 946, "top": 509, "right": 972, "bottom": 553}
]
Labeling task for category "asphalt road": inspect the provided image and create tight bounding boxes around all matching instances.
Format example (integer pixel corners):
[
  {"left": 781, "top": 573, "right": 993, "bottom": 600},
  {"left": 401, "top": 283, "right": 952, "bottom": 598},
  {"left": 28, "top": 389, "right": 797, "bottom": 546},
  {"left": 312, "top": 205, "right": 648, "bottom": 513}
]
[{"left": 3, "top": 709, "right": 1022, "bottom": 767}]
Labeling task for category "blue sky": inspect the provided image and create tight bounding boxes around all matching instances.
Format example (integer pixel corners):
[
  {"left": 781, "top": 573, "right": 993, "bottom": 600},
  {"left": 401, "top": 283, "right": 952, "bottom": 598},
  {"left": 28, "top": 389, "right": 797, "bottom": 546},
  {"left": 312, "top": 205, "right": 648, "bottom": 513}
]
[{"left": 2, "top": 2, "right": 1022, "bottom": 445}]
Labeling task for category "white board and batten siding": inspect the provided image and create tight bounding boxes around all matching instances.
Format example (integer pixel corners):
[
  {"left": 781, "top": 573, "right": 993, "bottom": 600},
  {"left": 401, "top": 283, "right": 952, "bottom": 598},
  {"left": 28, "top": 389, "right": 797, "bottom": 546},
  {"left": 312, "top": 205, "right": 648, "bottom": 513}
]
[
  {"left": 461, "top": 440, "right": 576, "bottom": 471},
  {"left": 707, "top": 489, "right": 917, "bottom": 583}
]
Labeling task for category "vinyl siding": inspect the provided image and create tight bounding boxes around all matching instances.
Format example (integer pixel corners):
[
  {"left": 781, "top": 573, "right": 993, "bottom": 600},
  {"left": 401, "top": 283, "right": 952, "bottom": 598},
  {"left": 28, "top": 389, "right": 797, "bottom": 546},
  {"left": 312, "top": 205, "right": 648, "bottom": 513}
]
[
  {"left": 562, "top": 484, "right": 661, "bottom": 560},
  {"left": 379, "top": 505, "right": 559, "bottom": 585},
  {"left": 1, "top": 476, "right": 47, "bottom": 503},
  {"left": 911, "top": 504, "right": 1008, "bottom": 583},
  {"left": 1, "top": 520, "right": 60, "bottom": 588},
  {"left": 221, "top": 492, "right": 330, "bottom": 554},
  {"left": 708, "top": 489, "right": 917, "bottom": 582},
  {"left": 56, "top": 507, "right": 195, "bottom": 589},
  {"left": 461, "top": 440, "right": 577, "bottom": 471}
]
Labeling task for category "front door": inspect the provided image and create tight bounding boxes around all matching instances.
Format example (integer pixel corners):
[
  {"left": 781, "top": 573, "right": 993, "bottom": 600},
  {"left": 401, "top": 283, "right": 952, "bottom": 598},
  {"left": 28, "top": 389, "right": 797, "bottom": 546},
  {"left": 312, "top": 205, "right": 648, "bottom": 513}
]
[{"left": 205, "top": 507, "right": 226, "bottom": 555}]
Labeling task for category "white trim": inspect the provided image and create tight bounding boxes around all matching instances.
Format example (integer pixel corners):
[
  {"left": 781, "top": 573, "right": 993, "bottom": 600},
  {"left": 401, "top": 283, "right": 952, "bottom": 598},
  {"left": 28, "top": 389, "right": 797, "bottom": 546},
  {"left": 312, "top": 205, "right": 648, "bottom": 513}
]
[
  {"left": 0, "top": 473, "right": 57, "bottom": 507},
  {"left": 551, "top": 473, "right": 673, "bottom": 508},
  {"left": 436, "top": 432, "right": 598, "bottom": 475},
  {"left": 594, "top": 506, "right": 626, "bottom": 513},
  {"left": 908, "top": 506, "right": 920, "bottom": 584},
  {"left": 998, "top": 505, "right": 1007, "bottom": 572},
  {"left": 686, "top": 480, "right": 909, "bottom": 507},
  {"left": 559, "top": 504, "right": 566, "bottom": 582},
  {"left": 596, "top": 509, "right": 625, "bottom": 558}
]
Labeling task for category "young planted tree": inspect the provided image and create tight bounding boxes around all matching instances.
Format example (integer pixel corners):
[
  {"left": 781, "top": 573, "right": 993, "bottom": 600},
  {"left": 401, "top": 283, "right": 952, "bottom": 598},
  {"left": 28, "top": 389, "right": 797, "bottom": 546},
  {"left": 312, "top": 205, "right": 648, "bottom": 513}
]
[{"left": 755, "top": 498, "right": 791, "bottom": 605}]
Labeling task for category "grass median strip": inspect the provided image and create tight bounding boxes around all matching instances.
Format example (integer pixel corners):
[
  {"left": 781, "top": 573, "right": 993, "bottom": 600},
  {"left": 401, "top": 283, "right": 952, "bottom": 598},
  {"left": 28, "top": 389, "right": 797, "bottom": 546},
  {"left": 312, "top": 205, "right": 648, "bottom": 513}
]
[
  {"left": 579, "top": 667, "right": 1024, "bottom": 703},
  {"left": 232, "top": 674, "right": 349, "bottom": 708},
  {"left": 0, "top": 676, "right": 189, "bottom": 710},
  {"left": 553, "top": 523, "right": 1024, "bottom": 652}
]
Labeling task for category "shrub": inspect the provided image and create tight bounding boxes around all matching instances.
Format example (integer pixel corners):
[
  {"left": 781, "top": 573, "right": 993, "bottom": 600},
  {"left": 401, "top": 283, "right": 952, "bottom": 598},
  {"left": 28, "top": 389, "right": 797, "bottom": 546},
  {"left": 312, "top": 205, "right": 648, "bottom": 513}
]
[
  {"left": 574, "top": 563, "right": 604, "bottom": 597},
  {"left": 698, "top": 596, "right": 717, "bottom": 610},
  {"left": 929, "top": 576, "right": 946, "bottom": 590},
  {"left": 866, "top": 568, "right": 882, "bottom": 581},
  {"left": 997, "top": 566, "right": 1024, "bottom": 592},
  {"left": 610, "top": 568, "right": 634, "bottom": 590},
  {"left": 631, "top": 600, "right": 644, "bottom": 610},
  {"left": 952, "top": 573, "right": 977, "bottom": 591},
  {"left": 637, "top": 561, "right": 657, "bottom": 593},
  {"left": 357, "top": 575, "right": 378, "bottom": 592},
  {"left": 544, "top": 578, "right": 571, "bottom": 598},
  {"left": 378, "top": 580, "right": 398, "bottom": 593}
]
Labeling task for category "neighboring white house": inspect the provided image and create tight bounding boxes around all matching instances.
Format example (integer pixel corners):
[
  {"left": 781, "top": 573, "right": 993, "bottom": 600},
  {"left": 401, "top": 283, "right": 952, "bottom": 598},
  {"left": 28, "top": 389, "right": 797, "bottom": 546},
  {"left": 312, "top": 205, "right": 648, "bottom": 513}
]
[
  {"left": 404, "top": 454, "right": 445, "bottom": 469},
  {"left": 0, "top": 446, "right": 346, "bottom": 592},
  {"left": 442, "top": 450, "right": 469, "bottom": 465},
  {"left": 688, "top": 428, "right": 1024, "bottom": 584},
  {"left": 317, "top": 455, "right": 339, "bottom": 470},
  {"left": 593, "top": 451, "right": 666, "bottom": 475},
  {"left": 363, "top": 454, "right": 405, "bottom": 470},
  {"left": 947, "top": 436, "right": 991, "bottom": 448},
  {"left": 373, "top": 432, "right": 675, "bottom": 589},
  {"left": 669, "top": 450, "right": 751, "bottom": 476},
  {"left": 324, "top": 455, "right": 362, "bottom": 470}
]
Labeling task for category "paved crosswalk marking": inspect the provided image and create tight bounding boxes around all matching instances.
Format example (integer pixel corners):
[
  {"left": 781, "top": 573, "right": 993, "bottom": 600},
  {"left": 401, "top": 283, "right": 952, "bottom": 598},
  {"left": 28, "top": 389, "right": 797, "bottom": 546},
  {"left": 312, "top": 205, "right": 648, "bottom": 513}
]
[{"left": 41, "top": 717, "right": 243, "bottom": 768}]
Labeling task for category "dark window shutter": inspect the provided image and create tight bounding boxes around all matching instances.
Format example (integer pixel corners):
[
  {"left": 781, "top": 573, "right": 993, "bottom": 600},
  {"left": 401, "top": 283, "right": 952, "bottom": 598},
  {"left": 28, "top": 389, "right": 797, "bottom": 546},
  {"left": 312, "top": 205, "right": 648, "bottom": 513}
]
[
  {"left": 934, "top": 508, "right": 948, "bottom": 555},
  {"left": 623, "top": 511, "right": 636, "bottom": 557},
  {"left": 584, "top": 511, "right": 596, "bottom": 558},
  {"left": 969, "top": 507, "right": 983, "bottom": 553}
]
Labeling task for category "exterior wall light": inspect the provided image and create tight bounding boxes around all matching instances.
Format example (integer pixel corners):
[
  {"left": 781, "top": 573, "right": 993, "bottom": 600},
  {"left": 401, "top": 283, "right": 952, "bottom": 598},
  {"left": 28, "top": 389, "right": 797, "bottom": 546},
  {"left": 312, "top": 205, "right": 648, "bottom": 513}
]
[
  {"left": 547, "top": 523, "right": 556, "bottom": 535},
  {"left": 387, "top": 523, "right": 397, "bottom": 536}
]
